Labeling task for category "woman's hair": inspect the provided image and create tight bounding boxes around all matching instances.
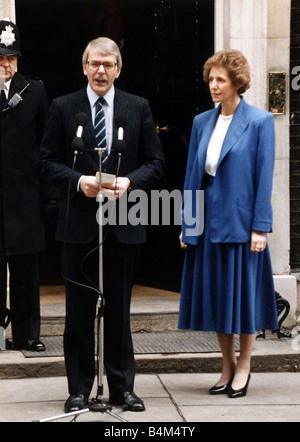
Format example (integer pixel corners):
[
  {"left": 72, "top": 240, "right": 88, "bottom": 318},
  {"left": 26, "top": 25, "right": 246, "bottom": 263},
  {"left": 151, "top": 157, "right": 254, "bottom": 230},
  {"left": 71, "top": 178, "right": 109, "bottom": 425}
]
[
  {"left": 82, "top": 37, "right": 122, "bottom": 69},
  {"left": 203, "top": 49, "right": 251, "bottom": 94}
]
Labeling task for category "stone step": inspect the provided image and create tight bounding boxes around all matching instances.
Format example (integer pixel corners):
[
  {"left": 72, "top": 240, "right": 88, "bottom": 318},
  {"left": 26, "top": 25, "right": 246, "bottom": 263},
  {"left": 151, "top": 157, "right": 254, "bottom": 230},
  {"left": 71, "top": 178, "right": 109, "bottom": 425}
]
[
  {"left": 1, "top": 331, "right": 299, "bottom": 380},
  {"left": 39, "top": 284, "right": 181, "bottom": 336},
  {"left": 2, "top": 285, "right": 299, "bottom": 380}
]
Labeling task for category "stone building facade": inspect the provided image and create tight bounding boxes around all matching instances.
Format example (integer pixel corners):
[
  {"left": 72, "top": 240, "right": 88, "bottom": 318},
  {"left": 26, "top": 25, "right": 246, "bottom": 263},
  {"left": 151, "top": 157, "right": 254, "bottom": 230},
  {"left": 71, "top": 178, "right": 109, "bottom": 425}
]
[
  {"left": 214, "top": 0, "right": 298, "bottom": 328},
  {"left": 291, "top": 0, "right": 300, "bottom": 273}
]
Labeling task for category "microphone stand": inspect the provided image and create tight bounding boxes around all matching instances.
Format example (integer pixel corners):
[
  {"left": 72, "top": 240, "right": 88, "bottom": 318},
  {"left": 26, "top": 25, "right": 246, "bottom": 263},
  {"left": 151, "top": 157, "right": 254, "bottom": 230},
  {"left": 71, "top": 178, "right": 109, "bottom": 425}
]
[
  {"left": 87, "top": 146, "right": 126, "bottom": 421},
  {"left": 34, "top": 146, "right": 127, "bottom": 423}
]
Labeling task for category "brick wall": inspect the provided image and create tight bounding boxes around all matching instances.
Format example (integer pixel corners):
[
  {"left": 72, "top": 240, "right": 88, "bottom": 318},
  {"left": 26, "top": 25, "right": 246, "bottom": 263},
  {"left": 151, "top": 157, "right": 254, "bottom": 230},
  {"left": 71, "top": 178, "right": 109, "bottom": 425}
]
[{"left": 290, "top": 0, "right": 300, "bottom": 271}]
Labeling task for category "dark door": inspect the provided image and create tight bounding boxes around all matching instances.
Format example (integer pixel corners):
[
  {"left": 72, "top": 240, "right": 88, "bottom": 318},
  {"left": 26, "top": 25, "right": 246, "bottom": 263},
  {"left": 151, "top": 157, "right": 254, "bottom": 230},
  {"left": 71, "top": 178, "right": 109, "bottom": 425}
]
[{"left": 15, "top": 0, "right": 214, "bottom": 291}]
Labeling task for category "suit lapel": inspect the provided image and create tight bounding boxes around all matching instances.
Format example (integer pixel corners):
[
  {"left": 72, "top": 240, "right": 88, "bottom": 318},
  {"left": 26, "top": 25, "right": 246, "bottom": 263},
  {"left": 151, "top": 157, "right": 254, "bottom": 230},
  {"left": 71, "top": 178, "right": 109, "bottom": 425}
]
[
  {"left": 9, "top": 72, "right": 28, "bottom": 98},
  {"left": 1, "top": 73, "right": 29, "bottom": 113},
  {"left": 113, "top": 88, "right": 129, "bottom": 144},
  {"left": 197, "top": 106, "right": 220, "bottom": 173},
  {"left": 73, "top": 89, "right": 94, "bottom": 146},
  {"left": 105, "top": 88, "right": 129, "bottom": 171},
  {"left": 72, "top": 89, "right": 99, "bottom": 167},
  {"left": 217, "top": 98, "right": 249, "bottom": 167}
]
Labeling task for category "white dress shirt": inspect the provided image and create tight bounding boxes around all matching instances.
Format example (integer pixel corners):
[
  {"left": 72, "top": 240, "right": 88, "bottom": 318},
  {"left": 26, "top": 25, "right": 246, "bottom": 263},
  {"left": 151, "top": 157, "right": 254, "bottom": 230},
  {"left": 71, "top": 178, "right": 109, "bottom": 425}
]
[
  {"left": 205, "top": 114, "right": 233, "bottom": 176},
  {"left": 0, "top": 79, "right": 11, "bottom": 99},
  {"left": 78, "top": 85, "right": 115, "bottom": 191}
]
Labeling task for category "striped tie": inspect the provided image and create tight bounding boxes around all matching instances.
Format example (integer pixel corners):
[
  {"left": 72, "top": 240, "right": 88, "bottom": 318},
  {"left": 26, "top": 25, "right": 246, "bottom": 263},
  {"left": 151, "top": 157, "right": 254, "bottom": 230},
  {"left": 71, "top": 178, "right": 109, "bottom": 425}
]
[{"left": 94, "top": 97, "right": 108, "bottom": 163}]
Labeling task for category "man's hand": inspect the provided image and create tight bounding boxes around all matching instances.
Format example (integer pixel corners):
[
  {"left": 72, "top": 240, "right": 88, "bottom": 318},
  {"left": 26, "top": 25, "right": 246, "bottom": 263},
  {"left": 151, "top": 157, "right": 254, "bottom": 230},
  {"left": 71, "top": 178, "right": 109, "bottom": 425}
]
[
  {"left": 79, "top": 176, "right": 100, "bottom": 198},
  {"left": 101, "top": 177, "right": 131, "bottom": 200}
]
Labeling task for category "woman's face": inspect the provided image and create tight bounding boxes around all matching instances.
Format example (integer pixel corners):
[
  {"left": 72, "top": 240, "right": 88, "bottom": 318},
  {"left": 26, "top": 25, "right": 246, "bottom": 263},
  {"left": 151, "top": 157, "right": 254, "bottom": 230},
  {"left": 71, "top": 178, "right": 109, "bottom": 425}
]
[{"left": 208, "top": 66, "right": 239, "bottom": 105}]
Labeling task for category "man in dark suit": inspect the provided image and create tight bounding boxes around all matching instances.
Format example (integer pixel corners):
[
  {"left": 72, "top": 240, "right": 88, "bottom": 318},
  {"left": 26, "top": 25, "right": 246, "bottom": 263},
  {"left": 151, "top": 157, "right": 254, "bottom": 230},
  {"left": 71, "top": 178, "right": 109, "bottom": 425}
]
[
  {"left": 0, "top": 19, "right": 48, "bottom": 351},
  {"left": 40, "top": 37, "right": 165, "bottom": 413}
]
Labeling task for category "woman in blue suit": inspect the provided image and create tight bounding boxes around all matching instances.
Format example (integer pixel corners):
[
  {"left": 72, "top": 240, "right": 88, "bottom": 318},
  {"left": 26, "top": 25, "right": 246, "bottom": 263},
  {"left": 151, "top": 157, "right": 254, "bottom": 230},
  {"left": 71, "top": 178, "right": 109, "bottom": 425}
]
[{"left": 178, "top": 50, "right": 278, "bottom": 398}]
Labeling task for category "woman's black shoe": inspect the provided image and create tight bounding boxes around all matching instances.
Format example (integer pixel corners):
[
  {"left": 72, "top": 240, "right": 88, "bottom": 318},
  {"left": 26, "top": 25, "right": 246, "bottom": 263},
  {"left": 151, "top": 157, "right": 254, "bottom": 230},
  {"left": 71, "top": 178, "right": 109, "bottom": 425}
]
[
  {"left": 209, "top": 377, "right": 233, "bottom": 395},
  {"left": 228, "top": 374, "right": 251, "bottom": 398}
]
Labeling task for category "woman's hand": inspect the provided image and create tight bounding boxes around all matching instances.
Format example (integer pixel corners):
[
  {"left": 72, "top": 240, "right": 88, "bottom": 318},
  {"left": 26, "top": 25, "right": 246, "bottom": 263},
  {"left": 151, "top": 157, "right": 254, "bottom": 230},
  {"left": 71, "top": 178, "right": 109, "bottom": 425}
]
[
  {"left": 250, "top": 230, "right": 267, "bottom": 253},
  {"left": 179, "top": 232, "right": 187, "bottom": 249}
]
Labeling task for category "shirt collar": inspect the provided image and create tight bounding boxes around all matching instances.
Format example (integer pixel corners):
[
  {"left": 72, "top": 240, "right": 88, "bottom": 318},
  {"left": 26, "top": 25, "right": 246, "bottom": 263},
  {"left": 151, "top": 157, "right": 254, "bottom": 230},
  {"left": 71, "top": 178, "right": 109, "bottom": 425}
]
[
  {"left": 1, "top": 79, "right": 12, "bottom": 97},
  {"left": 87, "top": 83, "right": 115, "bottom": 108}
]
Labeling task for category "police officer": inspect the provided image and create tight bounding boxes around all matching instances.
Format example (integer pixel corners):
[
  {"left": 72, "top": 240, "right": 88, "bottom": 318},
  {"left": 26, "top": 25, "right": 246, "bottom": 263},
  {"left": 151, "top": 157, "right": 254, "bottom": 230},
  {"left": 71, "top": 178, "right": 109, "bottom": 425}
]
[{"left": 0, "top": 19, "right": 48, "bottom": 351}]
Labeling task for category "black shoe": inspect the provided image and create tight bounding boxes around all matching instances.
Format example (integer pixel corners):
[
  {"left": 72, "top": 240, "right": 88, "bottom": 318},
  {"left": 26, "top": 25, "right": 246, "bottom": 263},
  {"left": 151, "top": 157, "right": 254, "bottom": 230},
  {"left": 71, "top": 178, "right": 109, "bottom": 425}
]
[
  {"left": 228, "top": 374, "right": 251, "bottom": 398},
  {"left": 22, "top": 339, "right": 45, "bottom": 352},
  {"left": 64, "top": 395, "right": 89, "bottom": 413},
  {"left": 209, "top": 377, "right": 233, "bottom": 395},
  {"left": 109, "top": 391, "right": 145, "bottom": 412}
]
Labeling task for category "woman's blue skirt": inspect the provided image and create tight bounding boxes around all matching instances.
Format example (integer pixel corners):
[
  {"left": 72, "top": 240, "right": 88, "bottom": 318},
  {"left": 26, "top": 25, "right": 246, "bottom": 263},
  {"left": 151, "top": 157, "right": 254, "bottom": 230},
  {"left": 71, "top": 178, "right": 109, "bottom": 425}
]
[{"left": 178, "top": 181, "right": 279, "bottom": 335}]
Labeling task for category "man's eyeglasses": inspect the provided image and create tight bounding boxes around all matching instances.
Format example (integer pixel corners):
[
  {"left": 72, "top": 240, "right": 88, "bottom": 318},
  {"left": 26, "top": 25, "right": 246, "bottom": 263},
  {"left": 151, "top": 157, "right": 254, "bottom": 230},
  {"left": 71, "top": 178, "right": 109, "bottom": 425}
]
[{"left": 87, "top": 60, "right": 117, "bottom": 72}]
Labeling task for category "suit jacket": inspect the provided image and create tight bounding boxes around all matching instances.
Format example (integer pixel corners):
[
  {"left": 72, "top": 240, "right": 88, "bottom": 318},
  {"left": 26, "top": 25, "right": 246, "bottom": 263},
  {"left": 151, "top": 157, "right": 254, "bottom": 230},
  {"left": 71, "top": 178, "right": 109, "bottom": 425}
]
[
  {"left": 40, "top": 87, "right": 165, "bottom": 245},
  {"left": 182, "top": 97, "right": 275, "bottom": 245},
  {"left": 0, "top": 72, "right": 48, "bottom": 255}
]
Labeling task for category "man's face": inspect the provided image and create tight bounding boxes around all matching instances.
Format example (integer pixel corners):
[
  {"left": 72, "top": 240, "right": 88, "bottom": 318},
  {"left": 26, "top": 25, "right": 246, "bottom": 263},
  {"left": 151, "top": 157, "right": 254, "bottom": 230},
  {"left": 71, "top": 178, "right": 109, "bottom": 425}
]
[
  {"left": 0, "top": 54, "right": 18, "bottom": 82},
  {"left": 83, "top": 47, "right": 120, "bottom": 97}
]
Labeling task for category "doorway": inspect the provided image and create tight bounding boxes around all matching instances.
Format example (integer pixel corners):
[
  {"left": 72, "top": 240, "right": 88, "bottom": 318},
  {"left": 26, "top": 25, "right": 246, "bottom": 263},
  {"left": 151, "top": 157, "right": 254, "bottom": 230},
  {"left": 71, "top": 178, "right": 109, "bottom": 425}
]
[{"left": 15, "top": 0, "right": 214, "bottom": 292}]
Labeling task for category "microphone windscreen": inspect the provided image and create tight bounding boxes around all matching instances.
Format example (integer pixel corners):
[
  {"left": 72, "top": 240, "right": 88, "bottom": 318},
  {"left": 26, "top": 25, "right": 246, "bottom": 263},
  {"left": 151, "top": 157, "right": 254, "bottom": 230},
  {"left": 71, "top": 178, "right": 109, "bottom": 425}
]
[
  {"left": 113, "top": 139, "right": 126, "bottom": 154},
  {"left": 71, "top": 137, "right": 85, "bottom": 151},
  {"left": 75, "top": 112, "right": 89, "bottom": 128},
  {"left": 115, "top": 115, "right": 127, "bottom": 129}
]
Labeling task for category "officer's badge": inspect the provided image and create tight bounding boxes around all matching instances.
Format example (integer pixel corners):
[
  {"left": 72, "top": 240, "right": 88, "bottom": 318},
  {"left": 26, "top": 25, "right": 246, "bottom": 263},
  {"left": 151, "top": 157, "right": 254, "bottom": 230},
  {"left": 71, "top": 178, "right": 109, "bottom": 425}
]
[{"left": 0, "top": 24, "right": 16, "bottom": 48}]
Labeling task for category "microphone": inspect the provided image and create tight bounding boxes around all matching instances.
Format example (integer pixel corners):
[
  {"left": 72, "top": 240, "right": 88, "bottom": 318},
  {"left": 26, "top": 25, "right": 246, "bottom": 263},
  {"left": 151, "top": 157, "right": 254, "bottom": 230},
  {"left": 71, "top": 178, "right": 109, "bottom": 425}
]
[
  {"left": 72, "top": 112, "right": 89, "bottom": 151},
  {"left": 75, "top": 112, "right": 89, "bottom": 138},
  {"left": 114, "top": 116, "right": 127, "bottom": 154},
  {"left": 115, "top": 115, "right": 127, "bottom": 141},
  {"left": 71, "top": 136, "right": 85, "bottom": 152},
  {"left": 113, "top": 139, "right": 126, "bottom": 154}
]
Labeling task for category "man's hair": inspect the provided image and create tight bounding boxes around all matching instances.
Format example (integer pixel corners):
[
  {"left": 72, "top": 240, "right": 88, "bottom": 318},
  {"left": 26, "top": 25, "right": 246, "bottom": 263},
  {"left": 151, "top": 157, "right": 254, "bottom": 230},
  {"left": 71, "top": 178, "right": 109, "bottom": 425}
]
[{"left": 82, "top": 37, "right": 122, "bottom": 68}]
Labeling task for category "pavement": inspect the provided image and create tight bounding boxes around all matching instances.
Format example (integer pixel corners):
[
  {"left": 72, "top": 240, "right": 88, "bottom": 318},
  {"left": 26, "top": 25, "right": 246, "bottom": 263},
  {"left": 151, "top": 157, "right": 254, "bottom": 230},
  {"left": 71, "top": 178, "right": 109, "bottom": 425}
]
[
  {"left": 1, "top": 372, "right": 300, "bottom": 423},
  {"left": 0, "top": 285, "right": 300, "bottom": 423}
]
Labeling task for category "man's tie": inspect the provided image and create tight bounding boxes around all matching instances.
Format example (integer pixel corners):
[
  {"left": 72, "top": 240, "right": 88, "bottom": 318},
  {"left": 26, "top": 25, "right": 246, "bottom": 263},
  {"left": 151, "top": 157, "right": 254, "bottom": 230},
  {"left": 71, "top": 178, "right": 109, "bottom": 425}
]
[
  {"left": 94, "top": 97, "right": 108, "bottom": 164},
  {"left": 0, "top": 89, "right": 6, "bottom": 111}
]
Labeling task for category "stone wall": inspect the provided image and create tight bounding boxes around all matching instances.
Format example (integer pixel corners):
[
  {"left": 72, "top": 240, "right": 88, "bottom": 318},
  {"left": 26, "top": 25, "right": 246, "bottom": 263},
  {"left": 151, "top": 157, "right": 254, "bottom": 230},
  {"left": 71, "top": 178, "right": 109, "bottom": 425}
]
[
  {"left": 0, "top": 0, "right": 15, "bottom": 21},
  {"left": 290, "top": 0, "right": 300, "bottom": 272},
  {"left": 290, "top": 0, "right": 300, "bottom": 323},
  {"left": 215, "top": 0, "right": 297, "bottom": 327}
]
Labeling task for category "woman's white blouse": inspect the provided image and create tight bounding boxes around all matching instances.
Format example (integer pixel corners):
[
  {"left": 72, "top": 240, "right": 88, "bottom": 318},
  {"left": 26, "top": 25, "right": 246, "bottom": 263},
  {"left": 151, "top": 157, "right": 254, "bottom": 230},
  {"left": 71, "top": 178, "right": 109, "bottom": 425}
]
[{"left": 205, "top": 114, "right": 233, "bottom": 176}]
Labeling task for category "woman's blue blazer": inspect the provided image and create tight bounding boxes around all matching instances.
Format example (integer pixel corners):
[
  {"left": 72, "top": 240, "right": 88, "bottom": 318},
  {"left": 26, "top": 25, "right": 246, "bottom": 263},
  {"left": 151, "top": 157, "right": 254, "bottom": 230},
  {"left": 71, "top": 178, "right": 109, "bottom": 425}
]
[{"left": 182, "top": 97, "right": 275, "bottom": 245}]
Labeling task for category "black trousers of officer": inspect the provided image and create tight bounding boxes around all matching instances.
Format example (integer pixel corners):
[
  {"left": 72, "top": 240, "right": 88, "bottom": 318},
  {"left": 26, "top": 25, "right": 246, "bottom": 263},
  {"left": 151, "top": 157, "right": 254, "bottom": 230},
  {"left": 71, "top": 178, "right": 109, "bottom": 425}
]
[
  {"left": 0, "top": 253, "right": 41, "bottom": 345},
  {"left": 0, "top": 192, "right": 41, "bottom": 346},
  {"left": 63, "top": 227, "right": 141, "bottom": 398}
]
